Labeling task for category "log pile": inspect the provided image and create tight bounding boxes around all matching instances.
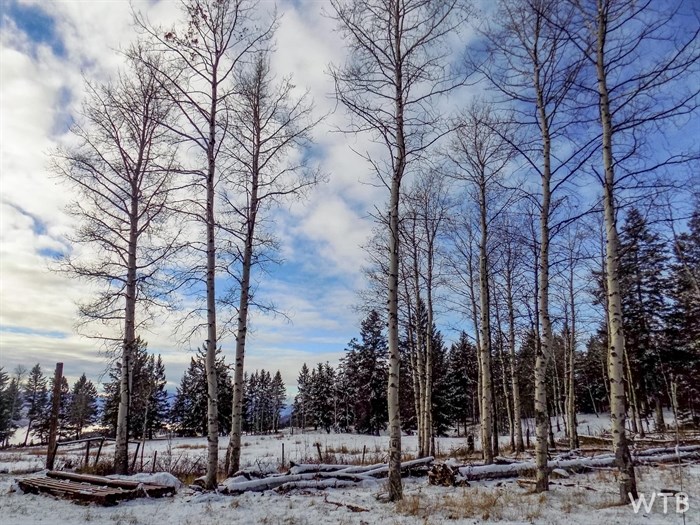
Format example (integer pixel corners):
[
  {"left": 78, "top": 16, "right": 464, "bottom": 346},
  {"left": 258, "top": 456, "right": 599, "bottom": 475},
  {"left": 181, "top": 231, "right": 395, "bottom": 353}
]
[
  {"left": 216, "top": 445, "right": 698, "bottom": 493},
  {"left": 449, "top": 445, "right": 700, "bottom": 484},
  {"left": 219, "top": 456, "right": 434, "bottom": 494}
]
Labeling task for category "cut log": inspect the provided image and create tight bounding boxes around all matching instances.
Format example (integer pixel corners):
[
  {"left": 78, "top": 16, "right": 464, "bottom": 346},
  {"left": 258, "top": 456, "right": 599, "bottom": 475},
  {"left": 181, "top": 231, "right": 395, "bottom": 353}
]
[
  {"left": 457, "top": 449, "right": 700, "bottom": 481},
  {"left": 276, "top": 479, "right": 356, "bottom": 493}
]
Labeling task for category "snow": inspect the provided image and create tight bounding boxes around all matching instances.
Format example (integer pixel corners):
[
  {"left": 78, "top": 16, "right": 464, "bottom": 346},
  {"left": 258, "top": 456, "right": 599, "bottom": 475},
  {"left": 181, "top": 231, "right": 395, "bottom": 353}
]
[
  {"left": 108, "top": 472, "right": 183, "bottom": 489},
  {"left": 1, "top": 412, "right": 696, "bottom": 524},
  {"left": 2, "top": 464, "right": 698, "bottom": 524}
]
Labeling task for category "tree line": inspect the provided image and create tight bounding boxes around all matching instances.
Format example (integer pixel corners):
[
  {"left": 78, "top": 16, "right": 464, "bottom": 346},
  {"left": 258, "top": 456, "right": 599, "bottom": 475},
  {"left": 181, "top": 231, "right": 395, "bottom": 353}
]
[{"left": 0, "top": 346, "right": 287, "bottom": 446}]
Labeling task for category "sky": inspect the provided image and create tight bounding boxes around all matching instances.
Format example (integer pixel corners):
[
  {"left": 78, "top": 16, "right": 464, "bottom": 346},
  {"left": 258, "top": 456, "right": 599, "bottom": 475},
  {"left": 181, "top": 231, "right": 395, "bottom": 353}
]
[
  {"left": 1, "top": 0, "right": 697, "bottom": 399},
  {"left": 0, "top": 0, "right": 404, "bottom": 395}
]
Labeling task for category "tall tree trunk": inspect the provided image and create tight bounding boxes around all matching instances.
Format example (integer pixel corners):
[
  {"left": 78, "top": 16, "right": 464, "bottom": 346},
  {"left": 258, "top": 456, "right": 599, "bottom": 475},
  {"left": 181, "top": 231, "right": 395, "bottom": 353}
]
[
  {"left": 567, "top": 264, "right": 579, "bottom": 449},
  {"left": 204, "top": 90, "right": 219, "bottom": 489},
  {"left": 424, "top": 237, "right": 435, "bottom": 457},
  {"left": 506, "top": 263, "right": 524, "bottom": 452},
  {"left": 467, "top": 244, "right": 486, "bottom": 459},
  {"left": 115, "top": 183, "right": 139, "bottom": 475},
  {"left": 479, "top": 183, "right": 494, "bottom": 465},
  {"left": 532, "top": 22, "right": 553, "bottom": 490},
  {"left": 226, "top": 81, "right": 261, "bottom": 477},
  {"left": 597, "top": 2, "right": 637, "bottom": 501},
  {"left": 387, "top": 172, "right": 403, "bottom": 501},
  {"left": 411, "top": 235, "right": 427, "bottom": 457},
  {"left": 387, "top": 2, "right": 404, "bottom": 498}
]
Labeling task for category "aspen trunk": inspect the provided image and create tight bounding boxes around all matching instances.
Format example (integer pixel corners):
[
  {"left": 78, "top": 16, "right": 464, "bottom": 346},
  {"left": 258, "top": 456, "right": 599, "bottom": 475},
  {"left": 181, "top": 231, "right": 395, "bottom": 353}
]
[
  {"left": 532, "top": 24, "right": 553, "bottom": 490},
  {"left": 226, "top": 73, "right": 262, "bottom": 476},
  {"left": 115, "top": 181, "right": 140, "bottom": 475},
  {"left": 203, "top": 88, "right": 219, "bottom": 489},
  {"left": 424, "top": 250, "right": 435, "bottom": 457},
  {"left": 387, "top": 172, "right": 403, "bottom": 501},
  {"left": 596, "top": 1, "right": 637, "bottom": 501},
  {"left": 467, "top": 243, "right": 486, "bottom": 459},
  {"left": 478, "top": 183, "right": 494, "bottom": 465},
  {"left": 567, "top": 264, "right": 579, "bottom": 450},
  {"left": 506, "top": 262, "right": 524, "bottom": 452},
  {"left": 387, "top": 2, "right": 405, "bottom": 498}
]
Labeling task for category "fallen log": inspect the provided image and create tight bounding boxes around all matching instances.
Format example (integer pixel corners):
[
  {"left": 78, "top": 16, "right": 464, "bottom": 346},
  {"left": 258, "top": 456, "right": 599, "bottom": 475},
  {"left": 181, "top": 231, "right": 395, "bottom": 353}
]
[
  {"left": 222, "top": 456, "right": 435, "bottom": 494},
  {"left": 457, "top": 450, "right": 700, "bottom": 481},
  {"left": 276, "top": 479, "right": 357, "bottom": 493},
  {"left": 361, "top": 456, "right": 434, "bottom": 478},
  {"left": 288, "top": 457, "right": 433, "bottom": 478}
]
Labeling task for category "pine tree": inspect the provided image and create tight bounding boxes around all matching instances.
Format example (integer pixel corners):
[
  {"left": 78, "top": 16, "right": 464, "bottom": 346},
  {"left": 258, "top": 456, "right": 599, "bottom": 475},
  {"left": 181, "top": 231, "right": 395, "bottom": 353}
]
[
  {"left": 307, "top": 363, "right": 336, "bottom": 433},
  {"left": 618, "top": 208, "right": 669, "bottom": 426},
  {"left": 0, "top": 369, "right": 12, "bottom": 445},
  {"left": 665, "top": 205, "right": 700, "bottom": 424},
  {"left": 38, "top": 375, "right": 70, "bottom": 442},
  {"left": 343, "top": 310, "right": 388, "bottom": 435},
  {"left": 292, "top": 363, "right": 310, "bottom": 430},
  {"left": 67, "top": 373, "right": 98, "bottom": 439},
  {"left": 23, "top": 364, "right": 49, "bottom": 445},
  {"left": 270, "top": 371, "right": 286, "bottom": 432},
  {"left": 170, "top": 345, "right": 232, "bottom": 436},
  {"left": 446, "top": 333, "right": 479, "bottom": 436},
  {"left": 102, "top": 339, "right": 173, "bottom": 439}
]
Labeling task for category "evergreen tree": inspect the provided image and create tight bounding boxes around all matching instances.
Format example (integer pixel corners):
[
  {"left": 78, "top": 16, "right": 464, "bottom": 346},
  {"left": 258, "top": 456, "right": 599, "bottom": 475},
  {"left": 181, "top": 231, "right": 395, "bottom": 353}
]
[
  {"left": 343, "top": 310, "right": 388, "bottom": 435},
  {"left": 665, "top": 205, "right": 700, "bottom": 424},
  {"left": 23, "top": 364, "right": 48, "bottom": 445},
  {"left": 170, "top": 345, "right": 232, "bottom": 436},
  {"left": 446, "top": 332, "right": 479, "bottom": 435},
  {"left": 307, "top": 363, "right": 336, "bottom": 433},
  {"left": 292, "top": 363, "right": 311, "bottom": 430},
  {"left": 270, "top": 371, "right": 286, "bottom": 432},
  {"left": 67, "top": 373, "right": 98, "bottom": 439},
  {"left": 0, "top": 369, "right": 12, "bottom": 445},
  {"left": 38, "top": 375, "right": 70, "bottom": 442},
  {"left": 618, "top": 208, "right": 669, "bottom": 415},
  {"left": 102, "top": 339, "right": 173, "bottom": 439}
]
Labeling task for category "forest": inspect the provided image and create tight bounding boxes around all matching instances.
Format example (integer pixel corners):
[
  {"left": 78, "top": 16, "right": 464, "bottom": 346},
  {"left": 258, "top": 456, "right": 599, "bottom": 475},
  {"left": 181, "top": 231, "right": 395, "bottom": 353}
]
[{"left": 1, "top": 0, "right": 699, "bottom": 519}]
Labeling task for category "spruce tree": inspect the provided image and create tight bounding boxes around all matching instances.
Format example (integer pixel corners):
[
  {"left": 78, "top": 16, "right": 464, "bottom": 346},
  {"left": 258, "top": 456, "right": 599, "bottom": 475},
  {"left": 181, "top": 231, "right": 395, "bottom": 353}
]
[
  {"left": 0, "top": 369, "right": 12, "bottom": 445},
  {"left": 343, "top": 310, "right": 388, "bottom": 435},
  {"left": 170, "top": 345, "right": 232, "bottom": 436},
  {"left": 446, "top": 333, "right": 479, "bottom": 435},
  {"left": 67, "top": 373, "right": 98, "bottom": 439},
  {"left": 23, "top": 364, "right": 48, "bottom": 445},
  {"left": 618, "top": 208, "right": 669, "bottom": 419}
]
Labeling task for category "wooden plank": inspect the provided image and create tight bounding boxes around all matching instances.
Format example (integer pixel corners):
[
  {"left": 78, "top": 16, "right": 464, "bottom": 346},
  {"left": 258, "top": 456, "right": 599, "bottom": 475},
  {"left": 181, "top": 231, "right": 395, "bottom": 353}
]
[
  {"left": 46, "top": 471, "right": 176, "bottom": 498},
  {"left": 47, "top": 471, "right": 143, "bottom": 489},
  {"left": 17, "top": 478, "right": 135, "bottom": 506}
]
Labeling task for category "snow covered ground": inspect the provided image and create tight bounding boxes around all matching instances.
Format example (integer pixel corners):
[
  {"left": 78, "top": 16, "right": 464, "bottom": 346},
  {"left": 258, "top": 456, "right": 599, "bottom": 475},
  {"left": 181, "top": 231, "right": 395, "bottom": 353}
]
[
  {"left": 2, "top": 463, "right": 697, "bottom": 524},
  {"left": 1, "top": 413, "right": 695, "bottom": 524}
]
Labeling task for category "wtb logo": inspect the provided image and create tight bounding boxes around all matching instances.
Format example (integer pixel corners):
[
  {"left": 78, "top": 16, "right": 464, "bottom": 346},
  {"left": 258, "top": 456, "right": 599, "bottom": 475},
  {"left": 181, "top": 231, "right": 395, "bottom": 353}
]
[{"left": 630, "top": 492, "right": 689, "bottom": 514}]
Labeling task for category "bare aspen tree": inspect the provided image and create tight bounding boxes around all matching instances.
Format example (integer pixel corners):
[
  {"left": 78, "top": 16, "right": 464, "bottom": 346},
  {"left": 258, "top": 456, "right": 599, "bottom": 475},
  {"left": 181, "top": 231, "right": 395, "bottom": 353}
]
[
  {"left": 563, "top": 0, "right": 699, "bottom": 503},
  {"left": 135, "top": 0, "right": 273, "bottom": 488},
  {"left": 500, "top": 219, "right": 526, "bottom": 452},
  {"left": 447, "top": 102, "right": 517, "bottom": 464},
  {"left": 52, "top": 56, "right": 180, "bottom": 474},
  {"left": 479, "top": 0, "right": 585, "bottom": 491},
  {"left": 401, "top": 172, "right": 451, "bottom": 457},
  {"left": 223, "top": 52, "right": 320, "bottom": 476},
  {"left": 330, "top": 0, "right": 469, "bottom": 500}
]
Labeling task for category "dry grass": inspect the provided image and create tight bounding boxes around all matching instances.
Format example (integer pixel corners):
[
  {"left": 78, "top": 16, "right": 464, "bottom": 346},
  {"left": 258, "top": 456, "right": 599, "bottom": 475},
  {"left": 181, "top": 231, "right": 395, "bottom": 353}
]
[{"left": 174, "top": 443, "right": 206, "bottom": 450}]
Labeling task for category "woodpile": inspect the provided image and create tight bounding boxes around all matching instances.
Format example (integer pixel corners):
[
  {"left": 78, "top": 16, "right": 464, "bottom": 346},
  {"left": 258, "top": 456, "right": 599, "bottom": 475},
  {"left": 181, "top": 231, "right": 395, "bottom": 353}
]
[
  {"left": 219, "top": 456, "right": 434, "bottom": 494},
  {"left": 215, "top": 445, "right": 700, "bottom": 493}
]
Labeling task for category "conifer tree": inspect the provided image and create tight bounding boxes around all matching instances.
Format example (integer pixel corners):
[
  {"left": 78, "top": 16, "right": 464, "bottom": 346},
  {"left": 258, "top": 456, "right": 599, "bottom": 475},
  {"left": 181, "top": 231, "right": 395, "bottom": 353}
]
[
  {"left": 23, "top": 364, "right": 48, "bottom": 445},
  {"left": 67, "top": 373, "right": 98, "bottom": 439}
]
